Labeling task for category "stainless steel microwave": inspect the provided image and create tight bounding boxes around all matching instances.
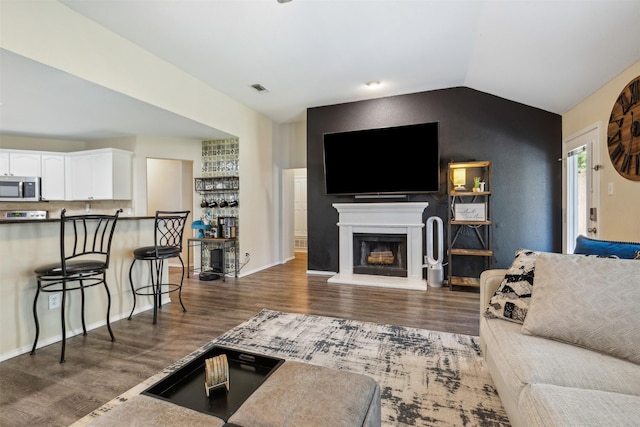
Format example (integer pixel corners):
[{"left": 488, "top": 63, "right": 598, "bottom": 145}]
[{"left": 0, "top": 176, "right": 42, "bottom": 202}]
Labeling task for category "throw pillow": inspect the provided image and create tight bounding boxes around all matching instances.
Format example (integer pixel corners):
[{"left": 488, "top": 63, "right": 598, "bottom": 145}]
[
  {"left": 521, "top": 252, "right": 640, "bottom": 364},
  {"left": 573, "top": 235, "right": 640, "bottom": 259},
  {"left": 485, "top": 248, "right": 539, "bottom": 324}
]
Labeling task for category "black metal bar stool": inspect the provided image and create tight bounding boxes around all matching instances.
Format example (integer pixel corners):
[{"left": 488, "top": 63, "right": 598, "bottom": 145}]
[
  {"left": 31, "top": 208, "right": 122, "bottom": 363},
  {"left": 128, "top": 210, "right": 190, "bottom": 324}
]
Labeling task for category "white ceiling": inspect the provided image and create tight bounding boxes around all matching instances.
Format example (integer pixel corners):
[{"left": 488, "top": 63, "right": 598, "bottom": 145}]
[{"left": 2, "top": 0, "right": 640, "bottom": 142}]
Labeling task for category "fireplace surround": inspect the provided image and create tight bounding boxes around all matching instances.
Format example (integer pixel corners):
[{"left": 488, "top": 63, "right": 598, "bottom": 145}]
[{"left": 328, "top": 202, "right": 428, "bottom": 290}]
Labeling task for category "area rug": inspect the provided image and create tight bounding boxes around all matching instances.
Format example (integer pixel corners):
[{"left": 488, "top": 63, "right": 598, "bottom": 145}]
[{"left": 73, "top": 309, "right": 509, "bottom": 427}]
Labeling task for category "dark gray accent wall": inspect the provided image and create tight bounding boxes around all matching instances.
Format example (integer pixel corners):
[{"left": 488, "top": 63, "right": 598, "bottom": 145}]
[{"left": 307, "top": 87, "right": 562, "bottom": 274}]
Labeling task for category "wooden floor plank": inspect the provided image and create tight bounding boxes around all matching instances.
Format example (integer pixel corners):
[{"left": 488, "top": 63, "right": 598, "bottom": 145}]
[{"left": 0, "top": 254, "right": 480, "bottom": 426}]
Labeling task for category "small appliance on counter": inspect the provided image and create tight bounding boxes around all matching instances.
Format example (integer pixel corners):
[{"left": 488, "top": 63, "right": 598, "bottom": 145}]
[
  {"left": 2, "top": 210, "right": 49, "bottom": 220},
  {"left": 191, "top": 220, "right": 211, "bottom": 238}
]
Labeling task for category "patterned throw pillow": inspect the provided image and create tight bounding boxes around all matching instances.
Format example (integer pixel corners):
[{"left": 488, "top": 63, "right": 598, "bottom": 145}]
[{"left": 485, "top": 248, "right": 539, "bottom": 324}]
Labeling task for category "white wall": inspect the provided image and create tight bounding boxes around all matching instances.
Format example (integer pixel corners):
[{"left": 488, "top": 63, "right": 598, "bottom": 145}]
[
  {"left": 147, "top": 158, "right": 186, "bottom": 212},
  {"left": 1, "top": 2, "right": 281, "bottom": 273},
  {"left": 0, "top": 134, "right": 87, "bottom": 152},
  {"left": 147, "top": 158, "right": 194, "bottom": 266},
  {"left": 563, "top": 61, "right": 640, "bottom": 242},
  {"left": 273, "top": 121, "right": 308, "bottom": 170},
  {"left": 273, "top": 121, "right": 308, "bottom": 263}
]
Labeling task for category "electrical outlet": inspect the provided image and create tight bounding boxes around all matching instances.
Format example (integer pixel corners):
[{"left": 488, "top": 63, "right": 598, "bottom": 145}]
[{"left": 48, "top": 293, "right": 61, "bottom": 310}]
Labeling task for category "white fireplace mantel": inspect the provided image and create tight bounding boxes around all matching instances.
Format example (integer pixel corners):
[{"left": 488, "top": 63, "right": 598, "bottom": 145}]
[{"left": 328, "top": 202, "right": 428, "bottom": 291}]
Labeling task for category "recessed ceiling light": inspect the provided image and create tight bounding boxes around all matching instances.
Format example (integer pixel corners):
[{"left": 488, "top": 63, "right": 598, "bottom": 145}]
[
  {"left": 366, "top": 80, "right": 381, "bottom": 88},
  {"left": 250, "top": 83, "right": 269, "bottom": 93}
]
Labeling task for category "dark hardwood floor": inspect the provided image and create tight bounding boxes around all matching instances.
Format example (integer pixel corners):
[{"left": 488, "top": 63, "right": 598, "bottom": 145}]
[{"left": 0, "top": 254, "right": 480, "bottom": 426}]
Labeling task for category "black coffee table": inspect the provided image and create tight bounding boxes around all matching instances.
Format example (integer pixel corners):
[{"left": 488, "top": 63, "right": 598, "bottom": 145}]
[{"left": 143, "top": 345, "right": 284, "bottom": 421}]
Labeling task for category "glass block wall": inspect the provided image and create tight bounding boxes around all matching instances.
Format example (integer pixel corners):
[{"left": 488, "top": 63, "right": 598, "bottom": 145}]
[{"left": 200, "top": 138, "right": 239, "bottom": 275}]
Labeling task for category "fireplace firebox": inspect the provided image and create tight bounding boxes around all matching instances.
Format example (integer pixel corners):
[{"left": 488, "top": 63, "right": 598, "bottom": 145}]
[{"left": 353, "top": 234, "right": 407, "bottom": 277}]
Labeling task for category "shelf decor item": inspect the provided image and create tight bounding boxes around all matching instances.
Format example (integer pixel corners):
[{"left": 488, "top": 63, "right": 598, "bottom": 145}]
[
  {"left": 472, "top": 177, "right": 481, "bottom": 192},
  {"left": 454, "top": 203, "right": 486, "bottom": 221},
  {"left": 452, "top": 168, "right": 467, "bottom": 190}
]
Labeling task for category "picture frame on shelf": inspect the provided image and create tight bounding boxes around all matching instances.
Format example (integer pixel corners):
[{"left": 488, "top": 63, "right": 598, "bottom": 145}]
[{"left": 454, "top": 203, "right": 486, "bottom": 221}]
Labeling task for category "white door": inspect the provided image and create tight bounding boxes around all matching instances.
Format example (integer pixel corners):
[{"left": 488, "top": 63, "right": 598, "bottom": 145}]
[
  {"left": 563, "top": 124, "right": 600, "bottom": 253},
  {"left": 294, "top": 172, "right": 308, "bottom": 252}
]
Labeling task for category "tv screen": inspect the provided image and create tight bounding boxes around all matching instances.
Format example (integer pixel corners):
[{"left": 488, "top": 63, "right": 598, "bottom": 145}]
[{"left": 323, "top": 122, "right": 440, "bottom": 195}]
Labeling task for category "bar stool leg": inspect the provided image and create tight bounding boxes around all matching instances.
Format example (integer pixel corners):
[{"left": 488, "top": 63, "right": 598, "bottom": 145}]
[
  {"left": 60, "top": 280, "right": 67, "bottom": 363},
  {"left": 80, "top": 279, "right": 87, "bottom": 336},
  {"left": 30, "top": 282, "right": 41, "bottom": 356},
  {"left": 156, "top": 258, "right": 164, "bottom": 310},
  {"left": 177, "top": 255, "right": 186, "bottom": 312},
  {"left": 151, "top": 259, "right": 159, "bottom": 325},
  {"left": 104, "top": 275, "right": 115, "bottom": 342},
  {"left": 128, "top": 259, "right": 137, "bottom": 320}
]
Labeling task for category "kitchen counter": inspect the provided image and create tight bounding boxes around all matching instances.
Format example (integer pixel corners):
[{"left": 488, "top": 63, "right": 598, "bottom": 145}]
[
  {"left": 0, "top": 216, "right": 166, "bottom": 361},
  {"left": 0, "top": 215, "right": 154, "bottom": 224}
]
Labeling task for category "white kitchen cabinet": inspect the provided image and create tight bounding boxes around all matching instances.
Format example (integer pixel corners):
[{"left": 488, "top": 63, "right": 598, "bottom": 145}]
[
  {"left": 0, "top": 151, "right": 9, "bottom": 175},
  {"left": 66, "top": 148, "right": 132, "bottom": 200},
  {"left": 0, "top": 150, "right": 42, "bottom": 176},
  {"left": 41, "top": 154, "right": 66, "bottom": 200}
]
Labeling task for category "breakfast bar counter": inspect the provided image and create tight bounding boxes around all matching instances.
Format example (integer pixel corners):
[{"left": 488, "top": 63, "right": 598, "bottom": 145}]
[{"left": 0, "top": 215, "right": 160, "bottom": 361}]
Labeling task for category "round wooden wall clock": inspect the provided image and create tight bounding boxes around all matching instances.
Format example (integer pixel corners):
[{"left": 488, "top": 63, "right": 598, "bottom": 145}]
[{"left": 607, "top": 76, "right": 640, "bottom": 181}]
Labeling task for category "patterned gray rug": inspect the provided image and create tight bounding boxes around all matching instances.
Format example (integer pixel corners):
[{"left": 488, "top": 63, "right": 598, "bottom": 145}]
[{"left": 74, "top": 309, "right": 509, "bottom": 426}]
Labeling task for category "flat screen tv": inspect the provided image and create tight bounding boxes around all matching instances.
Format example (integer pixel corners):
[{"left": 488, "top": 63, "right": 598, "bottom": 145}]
[{"left": 323, "top": 122, "right": 440, "bottom": 196}]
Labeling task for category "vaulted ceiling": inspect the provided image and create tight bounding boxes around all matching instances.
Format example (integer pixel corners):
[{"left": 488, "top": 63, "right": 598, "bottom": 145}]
[{"left": 1, "top": 0, "right": 639, "bottom": 141}]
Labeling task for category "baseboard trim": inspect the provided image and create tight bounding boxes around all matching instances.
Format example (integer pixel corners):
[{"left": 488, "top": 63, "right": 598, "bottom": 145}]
[
  {"left": 307, "top": 270, "right": 336, "bottom": 276},
  {"left": 0, "top": 301, "right": 165, "bottom": 362}
]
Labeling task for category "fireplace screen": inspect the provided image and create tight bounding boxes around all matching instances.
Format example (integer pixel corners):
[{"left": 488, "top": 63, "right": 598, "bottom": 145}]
[{"left": 353, "top": 233, "right": 407, "bottom": 277}]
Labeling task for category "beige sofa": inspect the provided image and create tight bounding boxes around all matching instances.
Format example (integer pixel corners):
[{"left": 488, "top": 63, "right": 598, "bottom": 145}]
[{"left": 479, "top": 252, "right": 640, "bottom": 427}]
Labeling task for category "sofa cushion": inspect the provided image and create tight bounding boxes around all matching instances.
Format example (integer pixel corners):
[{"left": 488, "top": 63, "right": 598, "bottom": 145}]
[
  {"left": 574, "top": 234, "right": 640, "bottom": 259},
  {"left": 485, "top": 248, "right": 538, "bottom": 323},
  {"left": 228, "top": 361, "right": 381, "bottom": 427},
  {"left": 519, "top": 383, "right": 640, "bottom": 427},
  {"left": 481, "top": 316, "right": 640, "bottom": 396},
  {"left": 522, "top": 253, "right": 640, "bottom": 364}
]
